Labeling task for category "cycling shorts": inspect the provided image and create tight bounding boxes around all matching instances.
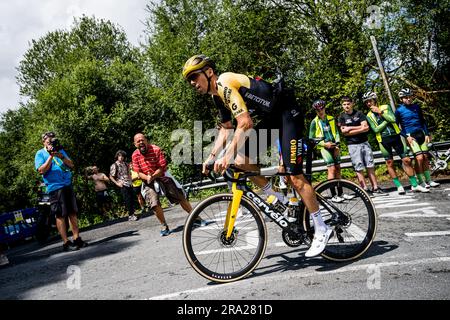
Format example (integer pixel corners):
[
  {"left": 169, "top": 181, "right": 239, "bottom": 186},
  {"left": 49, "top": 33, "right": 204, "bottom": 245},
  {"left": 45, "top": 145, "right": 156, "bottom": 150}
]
[
  {"left": 379, "top": 135, "right": 409, "bottom": 160},
  {"left": 320, "top": 147, "right": 341, "bottom": 167},
  {"left": 407, "top": 130, "right": 429, "bottom": 155}
]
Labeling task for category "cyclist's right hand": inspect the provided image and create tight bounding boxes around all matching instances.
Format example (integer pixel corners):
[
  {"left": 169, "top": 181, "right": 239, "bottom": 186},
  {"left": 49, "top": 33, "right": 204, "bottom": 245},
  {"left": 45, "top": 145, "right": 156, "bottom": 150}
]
[{"left": 202, "top": 154, "right": 216, "bottom": 175}]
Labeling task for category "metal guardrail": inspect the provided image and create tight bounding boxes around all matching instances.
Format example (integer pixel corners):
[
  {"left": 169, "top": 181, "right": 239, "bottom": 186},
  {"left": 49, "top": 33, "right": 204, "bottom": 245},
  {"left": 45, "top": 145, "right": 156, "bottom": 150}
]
[{"left": 182, "top": 141, "right": 450, "bottom": 191}]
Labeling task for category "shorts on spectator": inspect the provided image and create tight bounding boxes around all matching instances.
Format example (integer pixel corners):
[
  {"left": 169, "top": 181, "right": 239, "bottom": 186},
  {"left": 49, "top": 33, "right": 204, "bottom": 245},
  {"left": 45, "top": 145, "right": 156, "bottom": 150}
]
[
  {"left": 49, "top": 185, "right": 78, "bottom": 218},
  {"left": 142, "top": 176, "right": 186, "bottom": 208},
  {"left": 348, "top": 142, "right": 374, "bottom": 172}
]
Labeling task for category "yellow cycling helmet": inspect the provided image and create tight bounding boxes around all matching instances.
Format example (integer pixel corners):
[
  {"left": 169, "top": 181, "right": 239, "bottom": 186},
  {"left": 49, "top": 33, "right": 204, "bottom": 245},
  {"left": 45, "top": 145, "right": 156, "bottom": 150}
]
[{"left": 182, "top": 54, "right": 215, "bottom": 79}]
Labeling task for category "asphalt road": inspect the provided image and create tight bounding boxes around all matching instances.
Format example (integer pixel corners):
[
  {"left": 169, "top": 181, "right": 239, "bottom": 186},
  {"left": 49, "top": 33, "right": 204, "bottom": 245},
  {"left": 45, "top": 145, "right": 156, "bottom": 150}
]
[{"left": 1, "top": 179, "right": 449, "bottom": 301}]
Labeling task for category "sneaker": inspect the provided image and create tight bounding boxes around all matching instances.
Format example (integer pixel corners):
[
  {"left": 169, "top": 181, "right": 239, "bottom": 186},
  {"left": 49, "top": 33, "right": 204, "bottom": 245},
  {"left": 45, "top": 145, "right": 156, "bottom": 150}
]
[
  {"left": 331, "top": 195, "right": 344, "bottom": 203},
  {"left": 73, "top": 237, "right": 88, "bottom": 249},
  {"left": 305, "top": 227, "right": 333, "bottom": 258},
  {"left": 428, "top": 181, "right": 440, "bottom": 187},
  {"left": 397, "top": 186, "right": 406, "bottom": 195},
  {"left": 0, "top": 254, "right": 9, "bottom": 266},
  {"left": 364, "top": 189, "right": 375, "bottom": 198},
  {"left": 372, "top": 188, "right": 388, "bottom": 196},
  {"left": 62, "top": 240, "right": 79, "bottom": 252},
  {"left": 341, "top": 193, "right": 355, "bottom": 200},
  {"left": 128, "top": 215, "right": 138, "bottom": 221},
  {"left": 422, "top": 182, "right": 430, "bottom": 189},
  {"left": 160, "top": 225, "right": 170, "bottom": 237},
  {"left": 411, "top": 184, "right": 430, "bottom": 193}
]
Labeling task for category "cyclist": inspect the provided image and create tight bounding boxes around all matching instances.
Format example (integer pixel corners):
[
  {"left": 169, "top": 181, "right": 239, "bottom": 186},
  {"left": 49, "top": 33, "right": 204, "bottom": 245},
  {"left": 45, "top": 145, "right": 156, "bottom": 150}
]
[
  {"left": 364, "top": 91, "right": 429, "bottom": 194},
  {"left": 395, "top": 88, "right": 440, "bottom": 189},
  {"left": 308, "top": 99, "right": 354, "bottom": 202},
  {"left": 182, "top": 54, "right": 332, "bottom": 257}
]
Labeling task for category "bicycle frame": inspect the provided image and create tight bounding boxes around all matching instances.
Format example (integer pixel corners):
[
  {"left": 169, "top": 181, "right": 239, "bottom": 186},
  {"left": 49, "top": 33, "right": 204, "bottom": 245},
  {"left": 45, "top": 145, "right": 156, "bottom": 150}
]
[
  {"left": 223, "top": 171, "right": 349, "bottom": 240},
  {"left": 222, "top": 137, "right": 344, "bottom": 240}
]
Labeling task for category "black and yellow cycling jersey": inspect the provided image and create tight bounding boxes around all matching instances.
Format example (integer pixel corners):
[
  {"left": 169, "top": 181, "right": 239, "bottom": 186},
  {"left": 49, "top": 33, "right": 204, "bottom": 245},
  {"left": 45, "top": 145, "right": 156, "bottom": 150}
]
[
  {"left": 213, "top": 72, "right": 278, "bottom": 123},
  {"left": 212, "top": 72, "right": 305, "bottom": 175}
]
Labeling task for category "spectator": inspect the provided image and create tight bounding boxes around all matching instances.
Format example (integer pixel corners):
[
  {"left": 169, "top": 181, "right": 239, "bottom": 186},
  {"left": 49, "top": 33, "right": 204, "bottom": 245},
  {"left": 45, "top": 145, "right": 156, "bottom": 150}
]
[
  {"left": 337, "top": 97, "right": 387, "bottom": 196},
  {"left": 34, "top": 131, "right": 88, "bottom": 251},
  {"left": 132, "top": 133, "right": 198, "bottom": 236},
  {"left": 129, "top": 162, "right": 146, "bottom": 215},
  {"left": 86, "top": 166, "right": 112, "bottom": 217},
  {"left": 109, "top": 150, "right": 137, "bottom": 221},
  {"left": 395, "top": 88, "right": 440, "bottom": 189},
  {"left": 309, "top": 99, "right": 354, "bottom": 202},
  {"left": 363, "top": 91, "right": 429, "bottom": 194}
]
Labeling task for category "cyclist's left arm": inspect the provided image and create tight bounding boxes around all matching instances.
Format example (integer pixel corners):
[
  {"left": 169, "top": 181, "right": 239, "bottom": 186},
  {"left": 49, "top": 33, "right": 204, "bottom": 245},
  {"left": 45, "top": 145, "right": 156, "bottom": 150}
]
[{"left": 417, "top": 105, "right": 431, "bottom": 141}]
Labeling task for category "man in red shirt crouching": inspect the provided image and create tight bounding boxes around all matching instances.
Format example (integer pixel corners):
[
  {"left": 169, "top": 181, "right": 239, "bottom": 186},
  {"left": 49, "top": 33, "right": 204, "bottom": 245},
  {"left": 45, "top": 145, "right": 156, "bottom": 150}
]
[{"left": 132, "top": 133, "right": 194, "bottom": 236}]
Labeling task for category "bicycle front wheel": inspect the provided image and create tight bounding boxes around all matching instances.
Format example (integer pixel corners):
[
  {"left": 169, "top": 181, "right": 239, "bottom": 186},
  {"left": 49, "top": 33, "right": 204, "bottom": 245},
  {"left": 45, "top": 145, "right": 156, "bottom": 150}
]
[
  {"left": 303, "top": 179, "right": 377, "bottom": 261},
  {"left": 183, "top": 194, "right": 267, "bottom": 283}
]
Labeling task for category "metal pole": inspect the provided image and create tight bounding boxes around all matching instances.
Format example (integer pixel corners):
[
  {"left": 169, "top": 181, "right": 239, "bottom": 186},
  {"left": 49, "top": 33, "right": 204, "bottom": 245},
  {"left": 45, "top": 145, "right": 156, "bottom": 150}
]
[{"left": 370, "top": 35, "right": 397, "bottom": 112}]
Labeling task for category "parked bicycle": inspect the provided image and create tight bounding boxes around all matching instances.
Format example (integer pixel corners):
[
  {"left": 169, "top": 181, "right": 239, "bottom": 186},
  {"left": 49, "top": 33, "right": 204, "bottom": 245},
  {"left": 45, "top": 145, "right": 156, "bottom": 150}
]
[
  {"left": 182, "top": 138, "right": 378, "bottom": 283},
  {"left": 427, "top": 142, "right": 450, "bottom": 175}
]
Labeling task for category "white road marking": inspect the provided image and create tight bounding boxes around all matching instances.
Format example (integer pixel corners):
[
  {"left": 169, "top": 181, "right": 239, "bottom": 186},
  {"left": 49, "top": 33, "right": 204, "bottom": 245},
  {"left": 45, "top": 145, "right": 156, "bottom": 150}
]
[
  {"left": 148, "top": 256, "right": 450, "bottom": 300},
  {"left": 376, "top": 202, "right": 431, "bottom": 209},
  {"left": 372, "top": 196, "right": 415, "bottom": 202},
  {"left": 379, "top": 208, "right": 445, "bottom": 218},
  {"left": 383, "top": 214, "right": 450, "bottom": 218},
  {"left": 405, "top": 231, "right": 450, "bottom": 237}
]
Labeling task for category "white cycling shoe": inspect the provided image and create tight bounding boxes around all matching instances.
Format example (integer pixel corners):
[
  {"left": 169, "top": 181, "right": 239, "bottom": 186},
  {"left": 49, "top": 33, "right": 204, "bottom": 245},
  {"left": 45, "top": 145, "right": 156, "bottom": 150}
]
[{"left": 305, "top": 227, "right": 333, "bottom": 258}]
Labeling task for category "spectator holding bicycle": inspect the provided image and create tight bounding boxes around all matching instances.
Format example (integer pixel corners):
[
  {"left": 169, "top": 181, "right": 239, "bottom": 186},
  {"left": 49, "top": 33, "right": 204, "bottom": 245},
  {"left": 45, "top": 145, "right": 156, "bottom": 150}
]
[
  {"left": 182, "top": 54, "right": 332, "bottom": 257},
  {"left": 337, "top": 96, "right": 387, "bottom": 197},
  {"left": 34, "top": 131, "right": 88, "bottom": 252},
  {"left": 395, "top": 88, "right": 440, "bottom": 189},
  {"left": 309, "top": 99, "right": 354, "bottom": 202},
  {"left": 363, "top": 91, "right": 429, "bottom": 194},
  {"left": 132, "top": 133, "right": 195, "bottom": 236},
  {"left": 109, "top": 150, "right": 138, "bottom": 221}
]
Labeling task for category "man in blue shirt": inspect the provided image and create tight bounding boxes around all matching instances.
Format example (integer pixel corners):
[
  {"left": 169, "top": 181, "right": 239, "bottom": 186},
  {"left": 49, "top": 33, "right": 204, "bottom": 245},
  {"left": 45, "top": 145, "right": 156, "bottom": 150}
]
[
  {"left": 35, "top": 132, "right": 88, "bottom": 251},
  {"left": 395, "top": 88, "right": 440, "bottom": 188}
]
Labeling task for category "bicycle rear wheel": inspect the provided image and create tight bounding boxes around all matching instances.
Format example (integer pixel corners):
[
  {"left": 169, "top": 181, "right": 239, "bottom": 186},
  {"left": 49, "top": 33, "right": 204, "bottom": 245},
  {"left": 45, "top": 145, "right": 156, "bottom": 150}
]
[
  {"left": 303, "top": 179, "right": 377, "bottom": 261},
  {"left": 183, "top": 194, "right": 267, "bottom": 283}
]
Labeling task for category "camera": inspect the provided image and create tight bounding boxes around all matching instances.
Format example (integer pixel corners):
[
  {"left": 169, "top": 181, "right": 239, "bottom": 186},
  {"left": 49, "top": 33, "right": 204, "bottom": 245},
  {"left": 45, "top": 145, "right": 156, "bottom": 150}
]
[{"left": 49, "top": 137, "right": 63, "bottom": 152}]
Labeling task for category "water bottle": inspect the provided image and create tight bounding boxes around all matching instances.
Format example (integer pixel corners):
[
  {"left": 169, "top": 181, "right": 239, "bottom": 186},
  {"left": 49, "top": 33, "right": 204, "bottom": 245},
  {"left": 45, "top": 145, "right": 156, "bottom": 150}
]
[
  {"left": 266, "top": 195, "right": 287, "bottom": 214},
  {"left": 286, "top": 197, "right": 299, "bottom": 222}
]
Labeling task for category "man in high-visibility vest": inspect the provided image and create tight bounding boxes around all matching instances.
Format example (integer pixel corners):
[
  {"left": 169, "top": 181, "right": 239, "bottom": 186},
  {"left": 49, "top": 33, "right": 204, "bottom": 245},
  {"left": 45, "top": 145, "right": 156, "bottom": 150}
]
[
  {"left": 364, "top": 91, "right": 429, "bottom": 194},
  {"left": 309, "top": 99, "right": 354, "bottom": 202}
]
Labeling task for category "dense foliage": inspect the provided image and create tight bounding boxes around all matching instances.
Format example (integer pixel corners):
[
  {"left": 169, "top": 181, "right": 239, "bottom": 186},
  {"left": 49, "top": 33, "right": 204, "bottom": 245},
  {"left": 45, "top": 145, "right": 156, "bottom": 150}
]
[{"left": 0, "top": 1, "right": 449, "bottom": 215}]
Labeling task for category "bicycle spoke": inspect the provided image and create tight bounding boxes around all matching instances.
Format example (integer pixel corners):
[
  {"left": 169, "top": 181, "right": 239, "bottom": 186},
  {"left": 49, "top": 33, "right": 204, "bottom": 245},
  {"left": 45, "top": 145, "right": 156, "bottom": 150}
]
[{"left": 184, "top": 195, "right": 266, "bottom": 282}]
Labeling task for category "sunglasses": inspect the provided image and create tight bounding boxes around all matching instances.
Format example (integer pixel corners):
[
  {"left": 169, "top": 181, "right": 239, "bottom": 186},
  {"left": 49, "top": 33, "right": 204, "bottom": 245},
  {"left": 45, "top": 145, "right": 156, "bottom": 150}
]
[{"left": 186, "top": 71, "right": 202, "bottom": 82}]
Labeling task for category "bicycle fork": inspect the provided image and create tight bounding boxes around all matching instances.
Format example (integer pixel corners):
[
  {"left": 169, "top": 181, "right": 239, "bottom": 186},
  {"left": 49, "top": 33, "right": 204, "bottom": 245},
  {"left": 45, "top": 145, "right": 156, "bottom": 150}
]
[{"left": 224, "top": 173, "right": 243, "bottom": 239}]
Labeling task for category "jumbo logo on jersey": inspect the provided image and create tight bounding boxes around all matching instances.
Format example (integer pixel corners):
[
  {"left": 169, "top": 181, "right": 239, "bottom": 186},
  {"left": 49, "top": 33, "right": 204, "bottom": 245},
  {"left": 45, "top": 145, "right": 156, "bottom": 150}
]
[{"left": 290, "top": 139, "right": 297, "bottom": 164}]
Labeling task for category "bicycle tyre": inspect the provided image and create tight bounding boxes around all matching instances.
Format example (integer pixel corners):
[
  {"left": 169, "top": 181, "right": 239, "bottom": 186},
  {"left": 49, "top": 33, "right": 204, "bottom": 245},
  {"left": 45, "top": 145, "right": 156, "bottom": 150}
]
[
  {"left": 303, "top": 179, "right": 377, "bottom": 261},
  {"left": 183, "top": 193, "right": 267, "bottom": 283}
]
